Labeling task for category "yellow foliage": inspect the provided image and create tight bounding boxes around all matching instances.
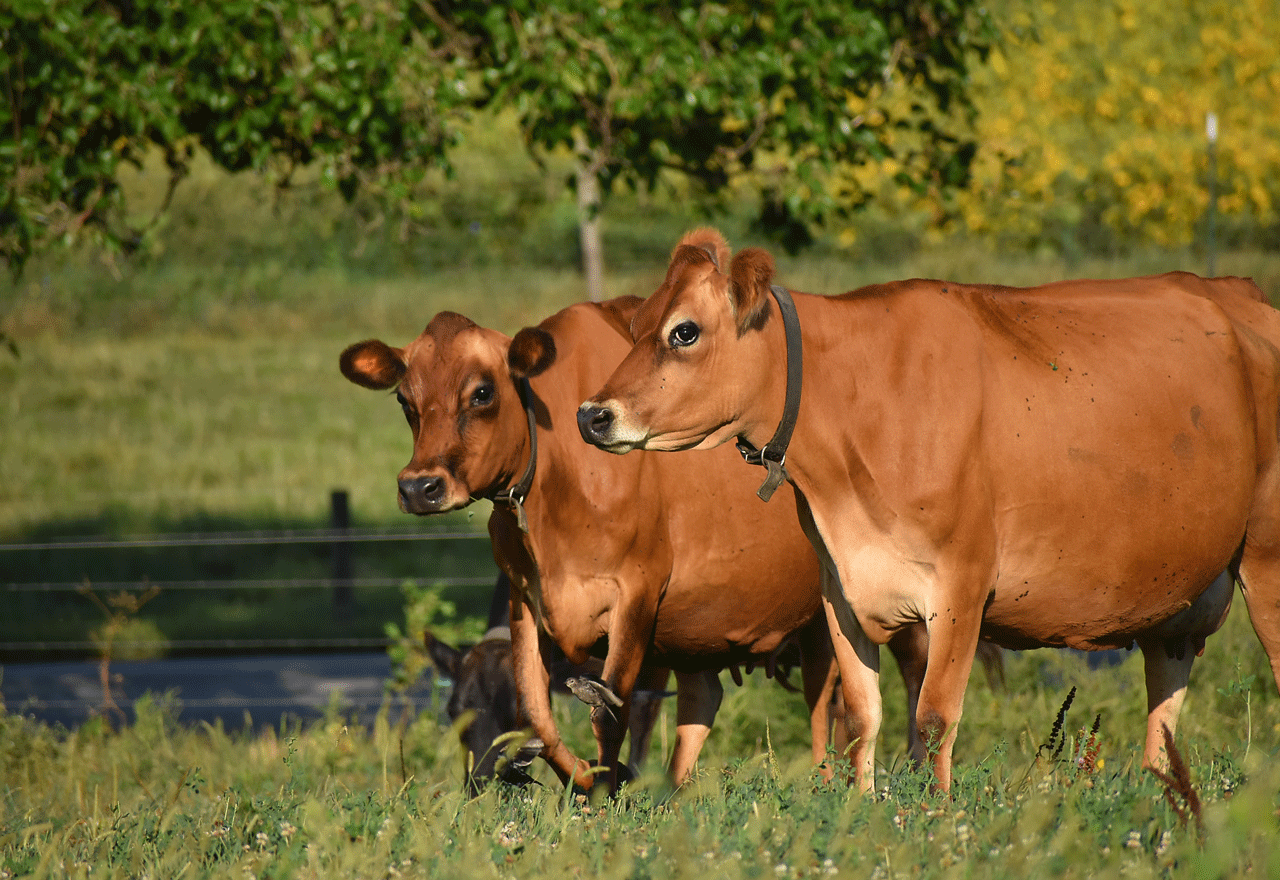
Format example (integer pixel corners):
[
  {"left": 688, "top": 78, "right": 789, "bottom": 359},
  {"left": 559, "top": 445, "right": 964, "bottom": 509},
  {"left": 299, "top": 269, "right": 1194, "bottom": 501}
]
[
  {"left": 946, "top": 0, "right": 1278, "bottom": 248},
  {"left": 826, "top": 0, "right": 1278, "bottom": 252}
]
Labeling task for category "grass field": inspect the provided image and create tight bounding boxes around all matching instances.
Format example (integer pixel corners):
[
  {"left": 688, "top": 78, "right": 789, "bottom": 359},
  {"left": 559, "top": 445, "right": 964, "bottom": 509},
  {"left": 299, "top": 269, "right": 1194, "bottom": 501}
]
[{"left": 1, "top": 596, "right": 1277, "bottom": 878}]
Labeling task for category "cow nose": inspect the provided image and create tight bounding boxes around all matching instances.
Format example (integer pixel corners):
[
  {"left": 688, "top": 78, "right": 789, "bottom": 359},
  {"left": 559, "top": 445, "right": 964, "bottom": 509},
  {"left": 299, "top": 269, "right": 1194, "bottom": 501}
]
[
  {"left": 398, "top": 475, "right": 445, "bottom": 513},
  {"left": 577, "top": 405, "right": 614, "bottom": 445}
]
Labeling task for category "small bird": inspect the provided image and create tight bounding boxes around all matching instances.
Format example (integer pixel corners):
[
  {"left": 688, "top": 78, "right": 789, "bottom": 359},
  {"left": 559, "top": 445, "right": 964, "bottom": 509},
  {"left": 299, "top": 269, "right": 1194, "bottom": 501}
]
[{"left": 565, "top": 675, "right": 624, "bottom": 721}]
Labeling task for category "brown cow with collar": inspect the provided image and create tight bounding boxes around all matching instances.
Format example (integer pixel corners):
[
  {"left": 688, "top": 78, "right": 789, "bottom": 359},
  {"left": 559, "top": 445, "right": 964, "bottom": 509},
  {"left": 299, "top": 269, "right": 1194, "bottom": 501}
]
[
  {"left": 580, "top": 227, "right": 1280, "bottom": 792},
  {"left": 341, "top": 297, "right": 842, "bottom": 791}
]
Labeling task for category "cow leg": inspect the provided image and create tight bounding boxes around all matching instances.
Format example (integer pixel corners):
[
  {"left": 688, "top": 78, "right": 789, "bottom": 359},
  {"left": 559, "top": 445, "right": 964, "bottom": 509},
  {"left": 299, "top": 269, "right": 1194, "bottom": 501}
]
[
  {"left": 887, "top": 624, "right": 930, "bottom": 766},
  {"left": 1236, "top": 540, "right": 1280, "bottom": 695},
  {"left": 822, "top": 582, "right": 882, "bottom": 793},
  {"left": 509, "top": 594, "right": 594, "bottom": 789},
  {"left": 795, "top": 615, "right": 838, "bottom": 769},
  {"left": 669, "top": 669, "right": 724, "bottom": 785},
  {"left": 626, "top": 665, "right": 672, "bottom": 776},
  {"left": 1135, "top": 638, "right": 1197, "bottom": 772},
  {"left": 915, "top": 600, "right": 984, "bottom": 793},
  {"left": 587, "top": 599, "right": 656, "bottom": 792}
]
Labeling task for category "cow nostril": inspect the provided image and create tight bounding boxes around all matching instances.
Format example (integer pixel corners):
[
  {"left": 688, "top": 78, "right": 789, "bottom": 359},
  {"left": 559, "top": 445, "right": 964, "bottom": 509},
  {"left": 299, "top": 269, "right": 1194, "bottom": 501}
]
[
  {"left": 577, "top": 405, "right": 614, "bottom": 443},
  {"left": 590, "top": 408, "right": 613, "bottom": 436},
  {"left": 421, "top": 475, "right": 444, "bottom": 501},
  {"left": 399, "top": 475, "right": 446, "bottom": 511}
]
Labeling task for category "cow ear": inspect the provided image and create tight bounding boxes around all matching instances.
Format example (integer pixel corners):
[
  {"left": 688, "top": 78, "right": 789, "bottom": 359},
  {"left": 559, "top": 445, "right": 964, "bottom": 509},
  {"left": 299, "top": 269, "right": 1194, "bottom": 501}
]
[
  {"left": 508, "top": 327, "right": 557, "bottom": 379},
  {"left": 340, "top": 339, "right": 407, "bottom": 390},
  {"left": 728, "top": 247, "right": 776, "bottom": 332},
  {"left": 424, "top": 630, "right": 464, "bottom": 678}
]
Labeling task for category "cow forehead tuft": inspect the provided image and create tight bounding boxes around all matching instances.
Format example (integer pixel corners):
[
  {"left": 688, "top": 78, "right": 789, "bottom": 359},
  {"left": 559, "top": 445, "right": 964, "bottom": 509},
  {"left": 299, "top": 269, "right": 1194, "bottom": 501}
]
[{"left": 426, "top": 311, "right": 480, "bottom": 342}]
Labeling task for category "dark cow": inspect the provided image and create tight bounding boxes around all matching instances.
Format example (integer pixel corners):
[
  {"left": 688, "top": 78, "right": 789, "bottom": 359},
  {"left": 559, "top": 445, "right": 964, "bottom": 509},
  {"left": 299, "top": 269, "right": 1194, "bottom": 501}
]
[{"left": 424, "top": 573, "right": 669, "bottom": 791}]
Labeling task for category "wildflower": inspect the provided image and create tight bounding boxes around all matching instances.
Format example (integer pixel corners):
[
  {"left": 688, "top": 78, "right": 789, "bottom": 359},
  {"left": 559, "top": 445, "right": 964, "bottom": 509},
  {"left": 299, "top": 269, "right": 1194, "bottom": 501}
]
[
  {"left": 496, "top": 821, "right": 522, "bottom": 848},
  {"left": 1155, "top": 831, "right": 1172, "bottom": 857},
  {"left": 1124, "top": 831, "right": 1143, "bottom": 850},
  {"left": 774, "top": 863, "right": 788, "bottom": 876},
  {"left": 822, "top": 858, "right": 838, "bottom": 875},
  {"left": 256, "top": 831, "right": 270, "bottom": 850},
  {"left": 279, "top": 822, "right": 297, "bottom": 841},
  {"left": 208, "top": 821, "right": 228, "bottom": 839}
]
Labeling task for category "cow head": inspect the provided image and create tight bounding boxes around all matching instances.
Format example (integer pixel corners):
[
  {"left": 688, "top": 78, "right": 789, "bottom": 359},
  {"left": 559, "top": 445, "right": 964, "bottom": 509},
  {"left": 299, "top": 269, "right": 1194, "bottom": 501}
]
[
  {"left": 578, "top": 228, "right": 783, "bottom": 455},
  {"left": 340, "top": 311, "right": 543, "bottom": 515},
  {"left": 426, "top": 628, "right": 540, "bottom": 793}
]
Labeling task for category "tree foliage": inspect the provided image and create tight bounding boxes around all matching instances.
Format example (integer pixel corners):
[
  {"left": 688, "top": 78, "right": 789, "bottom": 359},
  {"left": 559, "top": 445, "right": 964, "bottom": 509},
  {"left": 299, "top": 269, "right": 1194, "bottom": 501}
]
[
  {"left": 2, "top": 1, "right": 994, "bottom": 284},
  {"left": 0, "top": 0, "right": 462, "bottom": 279},
  {"left": 440, "top": 0, "right": 992, "bottom": 252},
  {"left": 951, "top": 0, "right": 1280, "bottom": 253}
]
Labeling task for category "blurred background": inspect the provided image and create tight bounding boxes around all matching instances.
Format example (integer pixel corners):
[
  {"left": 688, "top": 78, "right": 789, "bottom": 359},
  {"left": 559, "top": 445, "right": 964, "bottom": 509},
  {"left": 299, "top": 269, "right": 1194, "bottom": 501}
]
[{"left": 1, "top": 0, "right": 1277, "bottom": 757}]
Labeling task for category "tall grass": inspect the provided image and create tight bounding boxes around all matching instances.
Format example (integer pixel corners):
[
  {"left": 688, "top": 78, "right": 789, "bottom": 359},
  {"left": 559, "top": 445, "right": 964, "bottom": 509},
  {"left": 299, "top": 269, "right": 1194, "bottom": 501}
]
[{"left": 2, "top": 610, "right": 1277, "bottom": 880}]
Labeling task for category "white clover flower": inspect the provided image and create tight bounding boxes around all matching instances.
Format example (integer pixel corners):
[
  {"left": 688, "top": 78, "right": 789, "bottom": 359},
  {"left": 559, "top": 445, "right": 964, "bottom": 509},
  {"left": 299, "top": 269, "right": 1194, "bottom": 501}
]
[{"left": 496, "top": 821, "right": 522, "bottom": 848}]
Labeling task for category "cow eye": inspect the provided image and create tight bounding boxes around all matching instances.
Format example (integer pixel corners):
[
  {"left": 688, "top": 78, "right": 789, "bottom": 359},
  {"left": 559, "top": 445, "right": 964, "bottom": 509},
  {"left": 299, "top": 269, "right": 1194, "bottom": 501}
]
[
  {"left": 395, "top": 391, "right": 414, "bottom": 425},
  {"left": 471, "top": 382, "right": 494, "bottom": 407},
  {"left": 669, "top": 321, "right": 700, "bottom": 348}
]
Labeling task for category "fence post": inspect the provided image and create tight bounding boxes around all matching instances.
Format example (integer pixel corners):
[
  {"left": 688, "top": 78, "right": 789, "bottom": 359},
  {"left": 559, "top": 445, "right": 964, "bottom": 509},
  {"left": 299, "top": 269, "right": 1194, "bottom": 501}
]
[
  {"left": 330, "top": 490, "right": 354, "bottom": 619},
  {"left": 1206, "top": 111, "right": 1218, "bottom": 277}
]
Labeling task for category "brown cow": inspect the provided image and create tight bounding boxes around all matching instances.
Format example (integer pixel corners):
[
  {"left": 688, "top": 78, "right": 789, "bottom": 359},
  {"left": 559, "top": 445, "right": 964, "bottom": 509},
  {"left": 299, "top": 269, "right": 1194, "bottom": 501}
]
[
  {"left": 580, "top": 227, "right": 1280, "bottom": 792},
  {"left": 341, "top": 298, "right": 841, "bottom": 791}
]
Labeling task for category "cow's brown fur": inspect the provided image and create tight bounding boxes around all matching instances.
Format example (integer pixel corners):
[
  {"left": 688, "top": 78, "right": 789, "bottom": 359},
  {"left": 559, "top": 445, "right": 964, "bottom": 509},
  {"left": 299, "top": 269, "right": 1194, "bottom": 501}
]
[{"left": 582, "top": 227, "right": 1280, "bottom": 792}]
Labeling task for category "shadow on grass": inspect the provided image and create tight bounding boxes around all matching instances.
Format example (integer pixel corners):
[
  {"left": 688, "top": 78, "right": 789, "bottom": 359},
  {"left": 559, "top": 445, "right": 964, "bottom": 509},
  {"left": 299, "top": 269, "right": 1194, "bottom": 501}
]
[{"left": 1, "top": 508, "right": 497, "bottom": 663}]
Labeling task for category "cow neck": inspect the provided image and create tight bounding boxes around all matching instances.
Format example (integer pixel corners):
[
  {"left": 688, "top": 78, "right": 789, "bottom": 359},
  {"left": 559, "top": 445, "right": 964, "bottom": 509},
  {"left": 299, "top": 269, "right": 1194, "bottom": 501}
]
[
  {"left": 734, "top": 284, "right": 803, "bottom": 502},
  {"left": 490, "top": 377, "right": 537, "bottom": 533}
]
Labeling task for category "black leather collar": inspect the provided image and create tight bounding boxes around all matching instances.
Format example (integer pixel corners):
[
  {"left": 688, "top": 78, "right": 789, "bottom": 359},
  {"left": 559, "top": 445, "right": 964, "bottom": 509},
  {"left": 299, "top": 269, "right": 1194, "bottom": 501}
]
[
  {"left": 490, "top": 377, "right": 537, "bottom": 531},
  {"left": 734, "top": 285, "right": 803, "bottom": 502}
]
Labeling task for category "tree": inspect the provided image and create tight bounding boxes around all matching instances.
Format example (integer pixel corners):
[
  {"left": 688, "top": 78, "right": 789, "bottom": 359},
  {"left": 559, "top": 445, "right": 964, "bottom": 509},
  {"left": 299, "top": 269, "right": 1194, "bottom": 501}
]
[
  {"left": 0, "top": 0, "right": 462, "bottom": 280},
  {"left": 435, "top": 1, "right": 993, "bottom": 299}
]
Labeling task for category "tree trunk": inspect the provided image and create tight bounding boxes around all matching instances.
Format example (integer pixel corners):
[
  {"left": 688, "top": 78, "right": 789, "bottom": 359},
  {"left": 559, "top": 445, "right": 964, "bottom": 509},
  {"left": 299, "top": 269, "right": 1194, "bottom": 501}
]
[{"left": 575, "top": 156, "right": 605, "bottom": 302}]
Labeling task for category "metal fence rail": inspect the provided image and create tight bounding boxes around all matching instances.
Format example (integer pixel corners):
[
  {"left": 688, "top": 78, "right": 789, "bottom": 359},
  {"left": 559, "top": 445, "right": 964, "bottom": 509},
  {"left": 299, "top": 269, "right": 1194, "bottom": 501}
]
[
  {"left": 0, "top": 528, "right": 485, "bottom": 552},
  {"left": 4, "top": 575, "right": 495, "bottom": 593},
  {"left": 2, "top": 493, "right": 488, "bottom": 728}
]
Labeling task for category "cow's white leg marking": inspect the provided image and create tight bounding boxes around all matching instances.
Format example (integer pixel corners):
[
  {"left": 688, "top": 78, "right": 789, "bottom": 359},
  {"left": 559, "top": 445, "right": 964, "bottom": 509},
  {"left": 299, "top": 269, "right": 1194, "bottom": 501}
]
[{"left": 1135, "top": 641, "right": 1196, "bottom": 773}]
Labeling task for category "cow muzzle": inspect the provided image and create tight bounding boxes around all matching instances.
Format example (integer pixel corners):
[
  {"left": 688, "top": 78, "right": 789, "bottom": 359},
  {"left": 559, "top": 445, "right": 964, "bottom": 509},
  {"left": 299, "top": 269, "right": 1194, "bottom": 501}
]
[{"left": 398, "top": 474, "right": 449, "bottom": 514}]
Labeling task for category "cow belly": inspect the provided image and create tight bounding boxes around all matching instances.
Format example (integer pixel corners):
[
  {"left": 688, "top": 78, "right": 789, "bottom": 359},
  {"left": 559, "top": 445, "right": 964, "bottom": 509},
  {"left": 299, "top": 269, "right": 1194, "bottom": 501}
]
[
  {"left": 649, "top": 584, "right": 823, "bottom": 663},
  {"left": 975, "top": 313, "right": 1255, "bottom": 648}
]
